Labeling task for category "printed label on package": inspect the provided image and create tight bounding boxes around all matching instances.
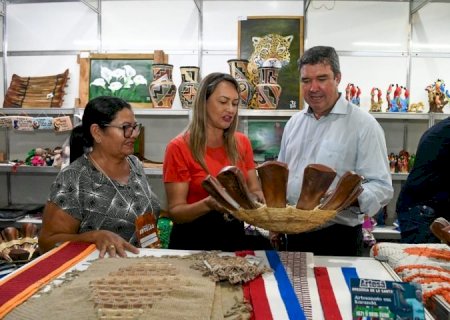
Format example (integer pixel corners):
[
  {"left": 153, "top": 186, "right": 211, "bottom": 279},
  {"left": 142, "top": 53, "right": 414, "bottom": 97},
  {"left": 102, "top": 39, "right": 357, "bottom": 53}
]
[
  {"left": 0, "top": 116, "right": 14, "bottom": 129},
  {"left": 13, "top": 116, "right": 34, "bottom": 131},
  {"left": 32, "top": 117, "right": 54, "bottom": 130},
  {"left": 53, "top": 116, "right": 73, "bottom": 132},
  {"left": 351, "top": 278, "right": 425, "bottom": 320}
]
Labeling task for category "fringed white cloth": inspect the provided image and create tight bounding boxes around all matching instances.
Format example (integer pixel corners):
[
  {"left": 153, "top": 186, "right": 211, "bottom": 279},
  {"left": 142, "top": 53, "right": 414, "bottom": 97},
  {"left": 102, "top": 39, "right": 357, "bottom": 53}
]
[{"left": 371, "top": 242, "right": 450, "bottom": 305}]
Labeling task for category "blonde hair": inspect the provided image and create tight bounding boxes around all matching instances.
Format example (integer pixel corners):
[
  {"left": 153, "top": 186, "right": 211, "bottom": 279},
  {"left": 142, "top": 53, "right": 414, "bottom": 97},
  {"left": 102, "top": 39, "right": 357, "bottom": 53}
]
[{"left": 184, "top": 72, "right": 241, "bottom": 173}]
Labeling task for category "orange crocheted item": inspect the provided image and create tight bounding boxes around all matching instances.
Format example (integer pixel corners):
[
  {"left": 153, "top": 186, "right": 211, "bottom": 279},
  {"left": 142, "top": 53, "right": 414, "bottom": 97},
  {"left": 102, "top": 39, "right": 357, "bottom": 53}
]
[
  {"left": 404, "top": 247, "right": 450, "bottom": 261},
  {"left": 395, "top": 264, "right": 450, "bottom": 275},
  {"left": 423, "top": 287, "right": 450, "bottom": 304}
]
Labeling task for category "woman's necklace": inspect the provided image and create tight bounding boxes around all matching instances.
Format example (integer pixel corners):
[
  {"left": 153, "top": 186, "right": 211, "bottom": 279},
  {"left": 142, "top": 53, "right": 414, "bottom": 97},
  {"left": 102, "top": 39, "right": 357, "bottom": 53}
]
[
  {"left": 88, "top": 153, "right": 154, "bottom": 215},
  {"left": 89, "top": 154, "right": 133, "bottom": 211}
]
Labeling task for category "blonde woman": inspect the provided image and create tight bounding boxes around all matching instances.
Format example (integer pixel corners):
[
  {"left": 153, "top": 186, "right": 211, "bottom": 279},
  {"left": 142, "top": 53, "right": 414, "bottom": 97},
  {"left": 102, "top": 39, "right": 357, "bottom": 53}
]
[{"left": 163, "top": 72, "right": 268, "bottom": 251}]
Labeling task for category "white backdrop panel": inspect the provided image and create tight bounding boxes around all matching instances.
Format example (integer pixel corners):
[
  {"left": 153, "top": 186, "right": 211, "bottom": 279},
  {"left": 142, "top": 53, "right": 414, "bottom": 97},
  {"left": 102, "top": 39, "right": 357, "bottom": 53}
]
[
  {"left": 203, "top": 1, "right": 303, "bottom": 51},
  {"left": 412, "top": 3, "right": 450, "bottom": 53},
  {"left": 306, "top": 1, "right": 409, "bottom": 52},
  {"left": 339, "top": 56, "right": 408, "bottom": 111},
  {"left": 6, "top": 2, "right": 98, "bottom": 51},
  {"left": 201, "top": 54, "right": 236, "bottom": 77},
  {"left": 101, "top": 1, "right": 199, "bottom": 52}
]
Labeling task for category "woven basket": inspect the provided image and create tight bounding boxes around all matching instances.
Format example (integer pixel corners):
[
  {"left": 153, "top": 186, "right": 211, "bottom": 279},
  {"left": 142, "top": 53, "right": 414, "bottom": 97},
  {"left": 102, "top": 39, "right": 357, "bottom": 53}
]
[{"left": 231, "top": 205, "right": 337, "bottom": 234}]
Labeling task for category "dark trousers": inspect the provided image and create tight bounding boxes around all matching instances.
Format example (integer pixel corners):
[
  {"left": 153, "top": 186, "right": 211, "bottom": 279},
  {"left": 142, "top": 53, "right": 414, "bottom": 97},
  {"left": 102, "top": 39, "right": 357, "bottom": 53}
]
[
  {"left": 397, "top": 205, "right": 440, "bottom": 244},
  {"left": 286, "top": 224, "right": 363, "bottom": 256}
]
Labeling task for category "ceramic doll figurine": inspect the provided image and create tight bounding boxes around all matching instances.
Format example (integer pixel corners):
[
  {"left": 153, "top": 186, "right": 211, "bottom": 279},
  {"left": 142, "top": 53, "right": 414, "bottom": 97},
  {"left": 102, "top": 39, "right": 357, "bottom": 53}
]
[
  {"left": 355, "top": 86, "right": 361, "bottom": 106},
  {"left": 370, "top": 87, "right": 382, "bottom": 112},
  {"left": 345, "top": 83, "right": 352, "bottom": 101},
  {"left": 404, "top": 87, "right": 410, "bottom": 111},
  {"left": 397, "top": 86, "right": 408, "bottom": 112},
  {"left": 362, "top": 214, "right": 376, "bottom": 247},
  {"left": 388, "top": 153, "right": 397, "bottom": 173},
  {"left": 386, "top": 84, "right": 394, "bottom": 111},
  {"left": 426, "top": 79, "right": 449, "bottom": 113}
]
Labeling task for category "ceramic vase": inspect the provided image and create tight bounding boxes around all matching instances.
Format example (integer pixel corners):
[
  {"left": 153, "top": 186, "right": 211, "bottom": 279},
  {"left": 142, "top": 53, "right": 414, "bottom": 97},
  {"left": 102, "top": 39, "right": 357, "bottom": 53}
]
[
  {"left": 178, "top": 66, "right": 200, "bottom": 109},
  {"left": 148, "top": 64, "right": 177, "bottom": 108},
  {"left": 227, "top": 59, "right": 254, "bottom": 109},
  {"left": 256, "top": 66, "right": 282, "bottom": 109}
]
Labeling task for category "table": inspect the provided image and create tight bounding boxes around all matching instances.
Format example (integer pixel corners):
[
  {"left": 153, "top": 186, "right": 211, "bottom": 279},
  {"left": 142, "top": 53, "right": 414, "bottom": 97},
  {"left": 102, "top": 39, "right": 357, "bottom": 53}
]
[{"left": 1, "top": 246, "right": 435, "bottom": 319}]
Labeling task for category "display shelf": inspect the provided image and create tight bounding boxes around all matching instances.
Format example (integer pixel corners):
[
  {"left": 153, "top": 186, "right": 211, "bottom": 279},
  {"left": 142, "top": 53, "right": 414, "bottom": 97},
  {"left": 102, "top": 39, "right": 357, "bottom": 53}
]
[
  {"left": 0, "top": 164, "right": 61, "bottom": 174},
  {"left": 431, "top": 112, "right": 450, "bottom": 121},
  {"left": 372, "top": 225, "right": 401, "bottom": 240},
  {"left": 15, "top": 216, "right": 42, "bottom": 225},
  {"left": 143, "top": 167, "right": 163, "bottom": 176},
  {"left": 369, "top": 112, "right": 430, "bottom": 120},
  {"left": 134, "top": 109, "right": 190, "bottom": 117},
  {"left": 0, "top": 163, "right": 164, "bottom": 177},
  {"left": 74, "top": 108, "right": 190, "bottom": 117},
  {"left": 391, "top": 172, "right": 408, "bottom": 181},
  {"left": 0, "top": 108, "right": 76, "bottom": 115},
  {"left": 239, "top": 109, "right": 299, "bottom": 117}
]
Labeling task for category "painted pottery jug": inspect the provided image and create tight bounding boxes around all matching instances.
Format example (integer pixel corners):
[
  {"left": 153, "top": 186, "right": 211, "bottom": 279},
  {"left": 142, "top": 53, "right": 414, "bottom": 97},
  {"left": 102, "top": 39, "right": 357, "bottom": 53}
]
[
  {"left": 256, "top": 66, "right": 282, "bottom": 109},
  {"left": 227, "top": 59, "right": 254, "bottom": 109},
  {"left": 148, "top": 63, "right": 177, "bottom": 108},
  {"left": 178, "top": 66, "right": 200, "bottom": 109}
]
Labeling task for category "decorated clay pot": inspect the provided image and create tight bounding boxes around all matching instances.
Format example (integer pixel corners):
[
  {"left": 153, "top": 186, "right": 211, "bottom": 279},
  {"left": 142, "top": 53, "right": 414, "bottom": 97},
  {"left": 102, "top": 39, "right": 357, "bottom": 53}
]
[
  {"left": 178, "top": 66, "right": 200, "bottom": 109},
  {"left": 148, "top": 64, "right": 177, "bottom": 108},
  {"left": 256, "top": 66, "right": 282, "bottom": 109},
  {"left": 227, "top": 59, "right": 254, "bottom": 109}
]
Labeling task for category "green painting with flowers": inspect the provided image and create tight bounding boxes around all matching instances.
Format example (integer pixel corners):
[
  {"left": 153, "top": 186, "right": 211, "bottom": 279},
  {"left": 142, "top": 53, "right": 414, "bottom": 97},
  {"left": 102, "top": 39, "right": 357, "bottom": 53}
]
[
  {"left": 89, "top": 59, "right": 152, "bottom": 103},
  {"left": 77, "top": 52, "right": 168, "bottom": 108}
]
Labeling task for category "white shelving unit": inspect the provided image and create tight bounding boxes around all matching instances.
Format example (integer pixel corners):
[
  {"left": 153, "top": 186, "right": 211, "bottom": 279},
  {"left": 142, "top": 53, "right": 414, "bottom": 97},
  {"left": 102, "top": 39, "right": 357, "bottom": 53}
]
[{"left": 0, "top": 0, "right": 449, "bottom": 235}]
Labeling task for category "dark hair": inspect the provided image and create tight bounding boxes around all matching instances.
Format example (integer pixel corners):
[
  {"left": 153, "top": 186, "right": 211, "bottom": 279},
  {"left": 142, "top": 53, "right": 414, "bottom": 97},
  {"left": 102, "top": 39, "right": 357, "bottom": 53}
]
[
  {"left": 298, "top": 46, "right": 341, "bottom": 77},
  {"left": 70, "top": 96, "right": 132, "bottom": 162}
]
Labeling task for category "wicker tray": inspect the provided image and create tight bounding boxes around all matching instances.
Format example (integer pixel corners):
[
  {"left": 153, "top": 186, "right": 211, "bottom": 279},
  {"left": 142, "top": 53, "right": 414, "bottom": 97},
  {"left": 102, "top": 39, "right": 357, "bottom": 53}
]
[{"left": 231, "top": 205, "right": 337, "bottom": 234}]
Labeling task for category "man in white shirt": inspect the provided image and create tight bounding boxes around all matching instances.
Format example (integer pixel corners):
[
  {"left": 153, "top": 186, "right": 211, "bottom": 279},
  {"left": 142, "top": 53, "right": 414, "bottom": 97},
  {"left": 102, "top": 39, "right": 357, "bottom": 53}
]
[{"left": 278, "top": 46, "right": 393, "bottom": 256}]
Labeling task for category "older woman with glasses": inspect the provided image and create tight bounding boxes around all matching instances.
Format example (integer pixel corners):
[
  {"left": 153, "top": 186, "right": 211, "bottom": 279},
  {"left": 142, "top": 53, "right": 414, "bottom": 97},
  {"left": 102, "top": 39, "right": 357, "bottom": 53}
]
[{"left": 39, "top": 96, "right": 160, "bottom": 258}]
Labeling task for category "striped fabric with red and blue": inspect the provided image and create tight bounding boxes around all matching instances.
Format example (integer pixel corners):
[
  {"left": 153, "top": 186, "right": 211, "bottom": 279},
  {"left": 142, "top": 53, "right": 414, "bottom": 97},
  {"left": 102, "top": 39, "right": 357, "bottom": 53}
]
[{"left": 236, "top": 250, "right": 307, "bottom": 320}]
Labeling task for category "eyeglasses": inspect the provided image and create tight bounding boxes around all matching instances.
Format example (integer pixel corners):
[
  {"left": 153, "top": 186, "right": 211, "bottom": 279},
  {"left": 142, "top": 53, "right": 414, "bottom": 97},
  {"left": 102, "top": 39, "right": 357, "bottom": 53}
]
[{"left": 103, "top": 122, "right": 142, "bottom": 138}]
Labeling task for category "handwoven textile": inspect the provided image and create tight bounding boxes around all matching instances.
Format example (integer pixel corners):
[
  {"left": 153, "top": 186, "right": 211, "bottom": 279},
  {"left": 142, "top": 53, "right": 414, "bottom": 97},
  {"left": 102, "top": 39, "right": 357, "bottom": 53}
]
[
  {"left": 309, "top": 265, "right": 363, "bottom": 320},
  {"left": 237, "top": 250, "right": 307, "bottom": 320},
  {"left": 0, "top": 242, "right": 95, "bottom": 318},
  {"left": 5, "top": 255, "right": 216, "bottom": 319},
  {"left": 371, "top": 242, "right": 450, "bottom": 305}
]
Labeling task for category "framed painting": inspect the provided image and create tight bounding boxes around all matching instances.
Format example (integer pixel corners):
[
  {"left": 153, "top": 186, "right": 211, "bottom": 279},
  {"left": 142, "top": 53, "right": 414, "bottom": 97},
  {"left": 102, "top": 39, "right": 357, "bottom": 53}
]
[
  {"left": 77, "top": 51, "right": 168, "bottom": 108},
  {"left": 247, "top": 120, "right": 287, "bottom": 163},
  {"left": 238, "top": 16, "right": 304, "bottom": 109}
]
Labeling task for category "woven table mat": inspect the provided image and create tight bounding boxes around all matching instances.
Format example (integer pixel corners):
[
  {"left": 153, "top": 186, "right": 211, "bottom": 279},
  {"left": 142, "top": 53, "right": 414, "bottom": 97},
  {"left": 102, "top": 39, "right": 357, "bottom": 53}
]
[{"left": 0, "top": 242, "right": 95, "bottom": 318}]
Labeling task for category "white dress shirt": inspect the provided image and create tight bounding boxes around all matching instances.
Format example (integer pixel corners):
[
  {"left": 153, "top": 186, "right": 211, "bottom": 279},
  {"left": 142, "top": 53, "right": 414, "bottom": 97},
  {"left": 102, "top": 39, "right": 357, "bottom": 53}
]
[{"left": 278, "top": 94, "right": 393, "bottom": 227}]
